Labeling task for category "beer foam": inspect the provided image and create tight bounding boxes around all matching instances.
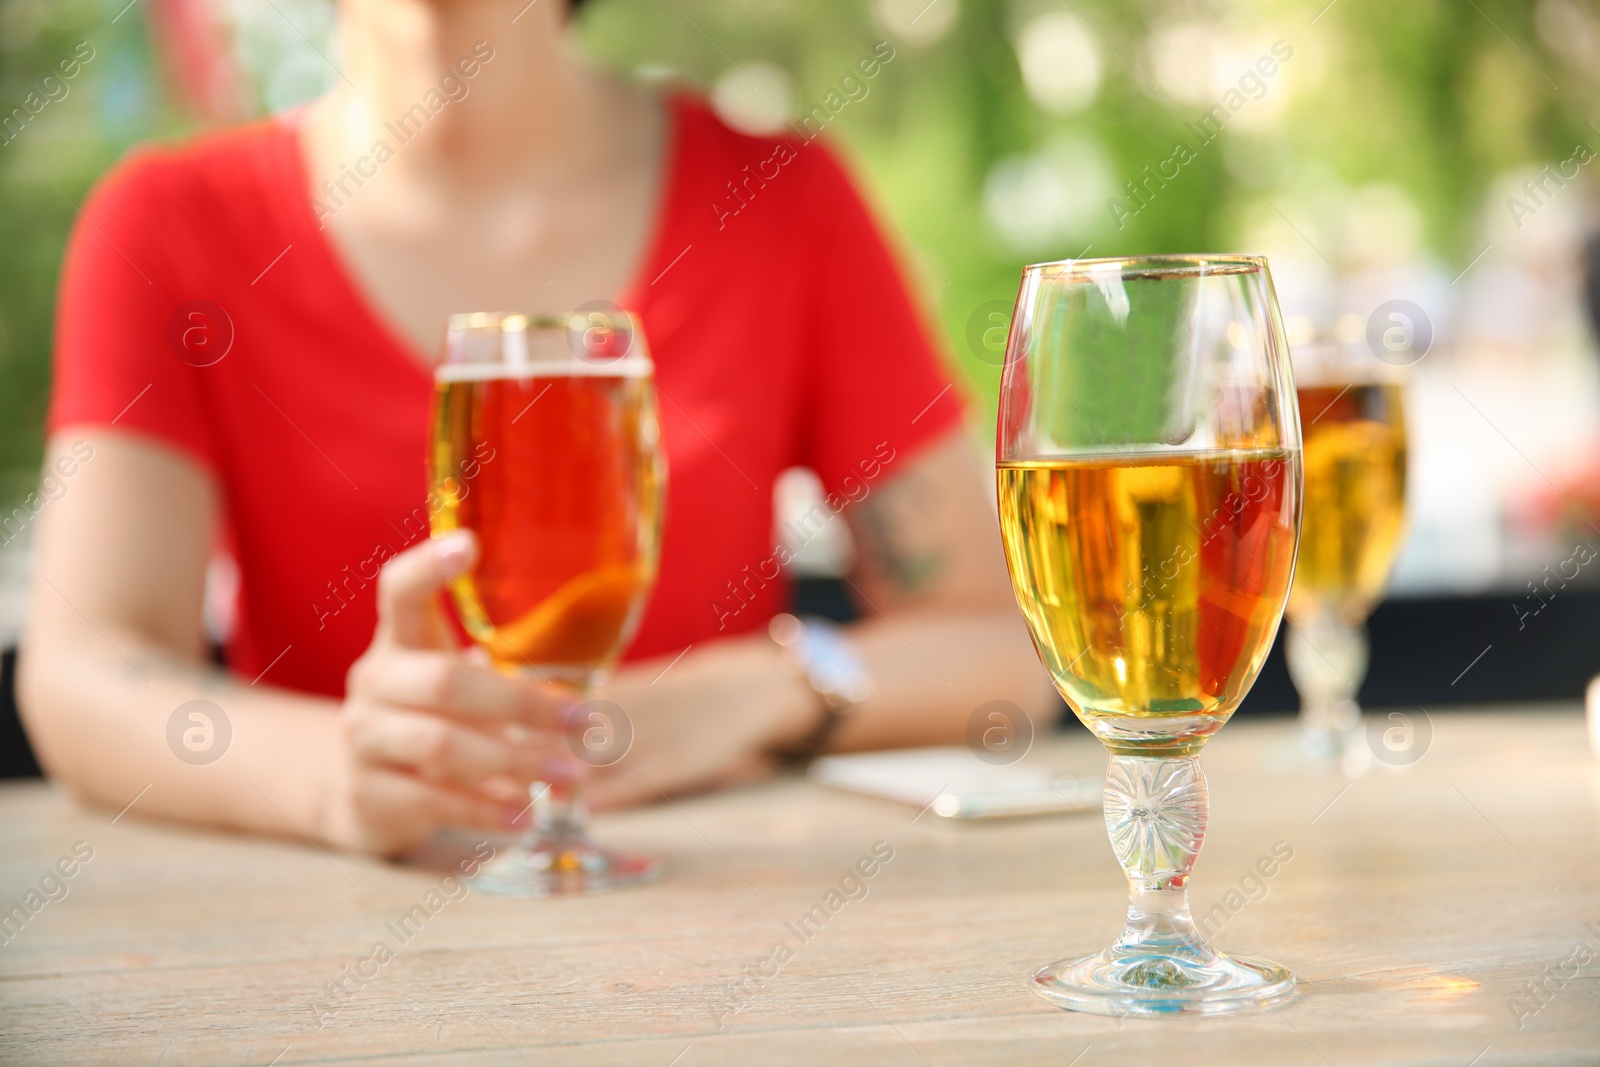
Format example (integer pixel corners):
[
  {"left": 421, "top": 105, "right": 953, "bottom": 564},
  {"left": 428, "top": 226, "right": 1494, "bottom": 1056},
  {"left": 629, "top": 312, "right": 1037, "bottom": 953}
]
[
  {"left": 1290, "top": 362, "right": 1407, "bottom": 388},
  {"left": 434, "top": 357, "right": 655, "bottom": 382}
]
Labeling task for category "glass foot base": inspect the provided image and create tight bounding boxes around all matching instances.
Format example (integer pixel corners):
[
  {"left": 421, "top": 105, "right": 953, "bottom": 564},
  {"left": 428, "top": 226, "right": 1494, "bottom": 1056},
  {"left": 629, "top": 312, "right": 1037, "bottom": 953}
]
[
  {"left": 1032, "top": 949, "right": 1296, "bottom": 1016},
  {"left": 471, "top": 836, "right": 660, "bottom": 897}
]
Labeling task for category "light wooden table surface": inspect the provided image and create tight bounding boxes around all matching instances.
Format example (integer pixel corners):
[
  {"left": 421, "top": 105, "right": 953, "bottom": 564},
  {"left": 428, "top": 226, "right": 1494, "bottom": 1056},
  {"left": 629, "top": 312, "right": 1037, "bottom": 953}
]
[{"left": 2, "top": 707, "right": 1597, "bottom": 1066}]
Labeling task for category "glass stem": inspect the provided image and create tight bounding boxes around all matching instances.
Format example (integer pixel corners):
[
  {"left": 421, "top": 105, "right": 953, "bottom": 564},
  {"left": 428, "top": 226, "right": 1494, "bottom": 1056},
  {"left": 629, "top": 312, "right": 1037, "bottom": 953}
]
[
  {"left": 531, "top": 777, "right": 589, "bottom": 842},
  {"left": 1105, "top": 755, "right": 1215, "bottom": 968},
  {"left": 524, "top": 675, "right": 595, "bottom": 847},
  {"left": 1286, "top": 615, "right": 1367, "bottom": 737}
]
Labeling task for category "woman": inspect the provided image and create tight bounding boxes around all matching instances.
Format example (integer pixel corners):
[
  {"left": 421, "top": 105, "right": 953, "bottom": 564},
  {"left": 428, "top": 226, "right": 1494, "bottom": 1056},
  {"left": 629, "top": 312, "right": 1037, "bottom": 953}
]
[{"left": 20, "top": 0, "right": 1053, "bottom": 855}]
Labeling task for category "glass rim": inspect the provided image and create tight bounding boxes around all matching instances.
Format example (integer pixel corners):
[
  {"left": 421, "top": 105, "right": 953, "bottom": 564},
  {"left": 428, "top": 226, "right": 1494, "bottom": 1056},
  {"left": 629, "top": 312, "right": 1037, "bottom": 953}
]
[
  {"left": 444, "top": 310, "right": 643, "bottom": 335},
  {"left": 439, "top": 309, "right": 651, "bottom": 380},
  {"left": 1020, "top": 253, "right": 1268, "bottom": 278}
]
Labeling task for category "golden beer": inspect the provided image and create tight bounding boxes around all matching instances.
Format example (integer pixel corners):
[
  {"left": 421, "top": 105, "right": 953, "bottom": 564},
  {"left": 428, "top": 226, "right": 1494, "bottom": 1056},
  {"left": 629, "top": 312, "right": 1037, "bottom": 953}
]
[
  {"left": 998, "top": 450, "right": 1298, "bottom": 746},
  {"left": 430, "top": 364, "right": 661, "bottom": 677},
  {"left": 1287, "top": 383, "right": 1406, "bottom": 624}
]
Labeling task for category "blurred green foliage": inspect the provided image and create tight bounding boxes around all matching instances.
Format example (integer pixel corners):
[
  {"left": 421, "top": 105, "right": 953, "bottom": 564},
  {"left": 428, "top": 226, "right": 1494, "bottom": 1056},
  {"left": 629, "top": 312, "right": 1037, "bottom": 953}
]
[
  {"left": 0, "top": 0, "right": 1593, "bottom": 506},
  {"left": 582, "top": 0, "right": 1598, "bottom": 426},
  {"left": 0, "top": 0, "right": 173, "bottom": 507}
]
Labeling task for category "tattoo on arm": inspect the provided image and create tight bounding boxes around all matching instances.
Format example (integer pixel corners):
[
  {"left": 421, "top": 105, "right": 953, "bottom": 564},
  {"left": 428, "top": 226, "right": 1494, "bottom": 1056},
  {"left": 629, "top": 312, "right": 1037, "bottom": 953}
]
[{"left": 852, "top": 471, "right": 944, "bottom": 596}]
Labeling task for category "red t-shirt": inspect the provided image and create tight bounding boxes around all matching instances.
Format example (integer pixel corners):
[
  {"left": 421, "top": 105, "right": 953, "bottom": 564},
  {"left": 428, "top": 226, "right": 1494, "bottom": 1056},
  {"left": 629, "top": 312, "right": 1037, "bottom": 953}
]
[{"left": 48, "top": 95, "right": 964, "bottom": 697}]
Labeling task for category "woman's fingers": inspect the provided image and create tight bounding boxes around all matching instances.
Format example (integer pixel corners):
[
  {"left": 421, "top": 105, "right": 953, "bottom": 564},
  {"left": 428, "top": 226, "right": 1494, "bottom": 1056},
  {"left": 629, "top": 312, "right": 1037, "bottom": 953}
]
[
  {"left": 373, "top": 531, "right": 477, "bottom": 648},
  {"left": 355, "top": 648, "right": 569, "bottom": 728},
  {"left": 338, "top": 529, "right": 588, "bottom": 854},
  {"left": 346, "top": 703, "right": 557, "bottom": 788},
  {"left": 360, "top": 536, "right": 572, "bottom": 729},
  {"left": 345, "top": 767, "right": 511, "bottom": 852}
]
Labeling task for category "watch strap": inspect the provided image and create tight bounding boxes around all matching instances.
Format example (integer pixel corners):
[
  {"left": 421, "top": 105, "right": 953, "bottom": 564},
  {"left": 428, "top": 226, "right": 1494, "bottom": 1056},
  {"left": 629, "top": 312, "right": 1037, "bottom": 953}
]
[{"left": 768, "top": 613, "right": 872, "bottom": 763}]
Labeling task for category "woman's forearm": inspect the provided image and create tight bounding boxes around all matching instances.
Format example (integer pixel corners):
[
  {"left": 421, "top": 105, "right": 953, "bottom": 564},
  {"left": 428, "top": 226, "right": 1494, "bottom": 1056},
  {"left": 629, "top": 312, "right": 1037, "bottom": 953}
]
[
  {"left": 18, "top": 434, "right": 347, "bottom": 844},
  {"left": 18, "top": 631, "right": 343, "bottom": 843},
  {"left": 836, "top": 609, "right": 1057, "bottom": 751}
]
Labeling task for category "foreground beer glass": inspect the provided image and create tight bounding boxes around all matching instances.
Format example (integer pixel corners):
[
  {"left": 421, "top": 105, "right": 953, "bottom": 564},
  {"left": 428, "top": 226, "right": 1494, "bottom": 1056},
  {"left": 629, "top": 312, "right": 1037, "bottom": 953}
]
[
  {"left": 430, "top": 312, "right": 664, "bottom": 895},
  {"left": 1284, "top": 341, "right": 1408, "bottom": 773},
  {"left": 997, "top": 255, "right": 1302, "bottom": 1015}
]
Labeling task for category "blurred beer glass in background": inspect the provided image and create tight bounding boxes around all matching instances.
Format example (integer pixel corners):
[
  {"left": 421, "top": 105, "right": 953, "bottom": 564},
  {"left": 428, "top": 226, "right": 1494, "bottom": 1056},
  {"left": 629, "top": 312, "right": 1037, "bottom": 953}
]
[
  {"left": 431, "top": 311, "right": 664, "bottom": 894},
  {"left": 1284, "top": 339, "right": 1409, "bottom": 774}
]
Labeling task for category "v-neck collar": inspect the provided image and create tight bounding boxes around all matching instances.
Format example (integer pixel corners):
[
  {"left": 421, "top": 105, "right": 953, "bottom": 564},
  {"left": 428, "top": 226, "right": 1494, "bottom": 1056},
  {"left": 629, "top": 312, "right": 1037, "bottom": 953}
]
[{"left": 269, "top": 93, "right": 693, "bottom": 379}]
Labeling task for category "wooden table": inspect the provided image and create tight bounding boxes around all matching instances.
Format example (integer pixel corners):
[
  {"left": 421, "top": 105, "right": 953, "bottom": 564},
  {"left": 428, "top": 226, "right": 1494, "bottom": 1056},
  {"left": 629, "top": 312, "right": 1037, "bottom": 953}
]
[{"left": 2, "top": 707, "right": 1597, "bottom": 1065}]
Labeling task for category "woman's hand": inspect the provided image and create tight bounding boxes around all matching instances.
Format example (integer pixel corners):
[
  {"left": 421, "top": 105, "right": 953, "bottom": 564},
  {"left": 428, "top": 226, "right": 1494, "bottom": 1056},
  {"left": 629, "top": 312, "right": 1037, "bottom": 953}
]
[
  {"left": 582, "top": 633, "right": 819, "bottom": 810},
  {"left": 322, "top": 531, "right": 572, "bottom": 855}
]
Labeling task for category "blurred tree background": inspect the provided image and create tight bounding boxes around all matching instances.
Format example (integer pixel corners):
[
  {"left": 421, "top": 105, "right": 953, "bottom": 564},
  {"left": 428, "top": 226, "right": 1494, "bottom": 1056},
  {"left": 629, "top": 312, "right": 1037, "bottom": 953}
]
[{"left": 0, "top": 0, "right": 1597, "bottom": 509}]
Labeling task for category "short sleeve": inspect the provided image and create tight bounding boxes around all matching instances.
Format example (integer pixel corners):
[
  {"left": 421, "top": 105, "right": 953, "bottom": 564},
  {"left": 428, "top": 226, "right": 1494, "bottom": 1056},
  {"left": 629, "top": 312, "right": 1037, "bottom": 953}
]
[
  {"left": 48, "top": 149, "right": 220, "bottom": 472},
  {"left": 798, "top": 144, "right": 966, "bottom": 496}
]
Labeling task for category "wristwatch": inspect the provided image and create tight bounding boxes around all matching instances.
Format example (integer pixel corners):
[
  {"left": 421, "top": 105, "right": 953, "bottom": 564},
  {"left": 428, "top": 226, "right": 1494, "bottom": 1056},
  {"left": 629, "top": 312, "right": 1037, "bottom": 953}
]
[{"left": 768, "top": 613, "right": 873, "bottom": 763}]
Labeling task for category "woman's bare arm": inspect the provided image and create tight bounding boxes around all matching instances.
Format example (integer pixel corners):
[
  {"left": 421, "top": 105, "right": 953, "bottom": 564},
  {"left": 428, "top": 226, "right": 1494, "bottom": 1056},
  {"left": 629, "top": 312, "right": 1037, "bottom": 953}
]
[
  {"left": 17, "top": 432, "right": 340, "bottom": 835},
  {"left": 830, "top": 426, "right": 1059, "bottom": 750},
  {"left": 19, "top": 431, "right": 567, "bottom": 854}
]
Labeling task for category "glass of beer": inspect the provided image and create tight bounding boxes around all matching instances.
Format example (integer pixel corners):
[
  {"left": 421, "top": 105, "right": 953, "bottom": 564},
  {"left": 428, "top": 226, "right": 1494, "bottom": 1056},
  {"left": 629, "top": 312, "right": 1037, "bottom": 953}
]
[
  {"left": 1283, "top": 341, "right": 1407, "bottom": 774},
  {"left": 997, "top": 255, "right": 1302, "bottom": 1015},
  {"left": 430, "top": 311, "right": 664, "bottom": 895}
]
